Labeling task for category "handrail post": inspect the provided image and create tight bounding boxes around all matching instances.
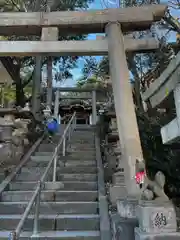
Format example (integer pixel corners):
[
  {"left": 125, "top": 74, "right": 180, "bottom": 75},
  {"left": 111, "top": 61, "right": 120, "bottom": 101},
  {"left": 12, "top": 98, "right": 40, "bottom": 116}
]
[
  {"left": 32, "top": 181, "right": 41, "bottom": 236},
  {"left": 53, "top": 147, "right": 58, "bottom": 182},
  {"left": 68, "top": 126, "right": 71, "bottom": 141},
  {"left": 73, "top": 114, "right": 76, "bottom": 130},
  {"left": 63, "top": 137, "right": 66, "bottom": 156}
]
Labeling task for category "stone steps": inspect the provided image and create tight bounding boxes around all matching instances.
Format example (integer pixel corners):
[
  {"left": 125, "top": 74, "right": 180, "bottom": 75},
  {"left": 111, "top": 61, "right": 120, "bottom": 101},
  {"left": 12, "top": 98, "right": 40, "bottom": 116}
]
[
  {"left": 0, "top": 214, "right": 100, "bottom": 231},
  {"left": 38, "top": 144, "right": 96, "bottom": 153},
  {"left": 0, "top": 202, "right": 98, "bottom": 214},
  {"left": 69, "top": 139, "right": 94, "bottom": 144},
  {"left": 9, "top": 181, "right": 97, "bottom": 191},
  {"left": 15, "top": 172, "right": 97, "bottom": 182},
  {"left": 0, "top": 231, "right": 100, "bottom": 239},
  {"left": 1, "top": 190, "right": 98, "bottom": 202},
  {"left": 34, "top": 152, "right": 96, "bottom": 160},
  {"left": 70, "top": 145, "right": 95, "bottom": 150},
  {"left": 27, "top": 159, "right": 96, "bottom": 167},
  {"left": 58, "top": 173, "right": 97, "bottom": 182},
  {"left": 0, "top": 128, "right": 103, "bottom": 240},
  {"left": 20, "top": 166, "right": 97, "bottom": 174}
]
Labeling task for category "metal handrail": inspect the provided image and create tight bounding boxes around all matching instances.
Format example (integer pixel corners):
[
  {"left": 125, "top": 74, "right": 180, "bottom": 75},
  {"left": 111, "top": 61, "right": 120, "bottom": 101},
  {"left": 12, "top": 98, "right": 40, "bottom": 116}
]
[{"left": 9, "top": 112, "right": 76, "bottom": 240}]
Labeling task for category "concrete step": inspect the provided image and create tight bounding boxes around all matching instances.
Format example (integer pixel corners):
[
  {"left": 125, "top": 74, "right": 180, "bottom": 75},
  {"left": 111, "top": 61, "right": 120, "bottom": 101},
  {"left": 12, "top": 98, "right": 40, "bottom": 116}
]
[
  {"left": 62, "top": 155, "right": 96, "bottom": 161},
  {"left": 15, "top": 171, "right": 97, "bottom": 182},
  {"left": 38, "top": 144, "right": 56, "bottom": 152},
  {"left": 20, "top": 166, "right": 96, "bottom": 174},
  {"left": 14, "top": 170, "right": 51, "bottom": 181},
  {"left": 67, "top": 150, "right": 96, "bottom": 156},
  {"left": 70, "top": 144, "right": 95, "bottom": 149},
  {"left": 38, "top": 143, "right": 95, "bottom": 153},
  {"left": 71, "top": 135, "right": 94, "bottom": 138},
  {"left": 70, "top": 134, "right": 94, "bottom": 138},
  {"left": 27, "top": 159, "right": 96, "bottom": 167},
  {"left": 9, "top": 181, "right": 98, "bottom": 191},
  {"left": 73, "top": 133, "right": 94, "bottom": 136},
  {"left": 31, "top": 155, "right": 53, "bottom": 162},
  {"left": 0, "top": 201, "right": 98, "bottom": 214},
  {"left": 68, "top": 147, "right": 95, "bottom": 152},
  {"left": 71, "top": 142, "right": 94, "bottom": 145},
  {"left": 1, "top": 190, "right": 98, "bottom": 202},
  {"left": 74, "top": 124, "right": 92, "bottom": 128},
  {"left": 66, "top": 152, "right": 96, "bottom": 158},
  {"left": 33, "top": 152, "right": 96, "bottom": 161},
  {"left": 58, "top": 173, "right": 97, "bottom": 182},
  {"left": 70, "top": 141, "right": 94, "bottom": 145},
  {"left": 59, "top": 166, "right": 97, "bottom": 174},
  {"left": 34, "top": 152, "right": 53, "bottom": 156},
  {"left": 0, "top": 230, "right": 100, "bottom": 239},
  {"left": 69, "top": 139, "right": 94, "bottom": 144},
  {"left": 71, "top": 133, "right": 94, "bottom": 137},
  {"left": 31, "top": 155, "right": 96, "bottom": 162},
  {"left": 0, "top": 173, "right": 5, "bottom": 182},
  {"left": 0, "top": 214, "right": 100, "bottom": 231}
]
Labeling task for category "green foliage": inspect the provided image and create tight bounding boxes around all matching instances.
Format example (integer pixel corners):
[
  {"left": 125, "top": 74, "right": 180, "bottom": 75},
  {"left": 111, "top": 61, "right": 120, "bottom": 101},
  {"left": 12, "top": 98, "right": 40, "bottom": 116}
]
[
  {"left": 137, "top": 110, "right": 180, "bottom": 199},
  {"left": 82, "top": 56, "right": 109, "bottom": 79},
  {"left": 0, "top": 0, "right": 94, "bottom": 105},
  {"left": 3, "top": 85, "right": 16, "bottom": 103},
  {"left": 1, "top": 83, "right": 32, "bottom": 104}
]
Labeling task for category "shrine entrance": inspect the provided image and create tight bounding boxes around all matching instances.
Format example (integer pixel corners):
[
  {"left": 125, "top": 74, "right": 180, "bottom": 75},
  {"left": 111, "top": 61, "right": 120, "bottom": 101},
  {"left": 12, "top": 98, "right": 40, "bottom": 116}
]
[
  {"left": 0, "top": 5, "right": 166, "bottom": 196},
  {"left": 53, "top": 87, "right": 99, "bottom": 126}
]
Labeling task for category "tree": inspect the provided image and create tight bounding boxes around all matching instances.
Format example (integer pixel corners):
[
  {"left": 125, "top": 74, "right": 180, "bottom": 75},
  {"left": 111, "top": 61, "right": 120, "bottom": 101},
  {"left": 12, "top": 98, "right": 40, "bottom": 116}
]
[
  {"left": 0, "top": 0, "right": 93, "bottom": 106},
  {"left": 168, "top": 0, "right": 180, "bottom": 9}
]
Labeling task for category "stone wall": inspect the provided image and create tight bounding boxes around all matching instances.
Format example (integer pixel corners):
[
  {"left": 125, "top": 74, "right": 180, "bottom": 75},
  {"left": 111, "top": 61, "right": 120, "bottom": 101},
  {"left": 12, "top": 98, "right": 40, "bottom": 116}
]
[{"left": 0, "top": 114, "right": 30, "bottom": 169}]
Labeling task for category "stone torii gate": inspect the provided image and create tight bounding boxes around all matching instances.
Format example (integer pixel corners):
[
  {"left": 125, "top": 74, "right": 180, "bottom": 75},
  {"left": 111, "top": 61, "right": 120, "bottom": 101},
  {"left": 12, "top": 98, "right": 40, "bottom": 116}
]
[
  {"left": 0, "top": 5, "right": 166, "bottom": 198},
  {"left": 53, "top": 87, "right": 98, "bottom": 125}
]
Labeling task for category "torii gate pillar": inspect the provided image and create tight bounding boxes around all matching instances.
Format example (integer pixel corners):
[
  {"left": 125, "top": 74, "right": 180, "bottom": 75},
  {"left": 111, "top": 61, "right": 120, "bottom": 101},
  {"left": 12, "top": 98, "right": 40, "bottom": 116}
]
[
  {"left": 92, "top": 90, "right": 97, "bottom": 125},
  {"left": 54, "top": 90, "right": 60, "bottom": 120},
  {"left": 32, "top": 57, "right": 41, "bottom": 119},
  {"left": 106, "top": 22, "right": 143, "bottom": 196}
]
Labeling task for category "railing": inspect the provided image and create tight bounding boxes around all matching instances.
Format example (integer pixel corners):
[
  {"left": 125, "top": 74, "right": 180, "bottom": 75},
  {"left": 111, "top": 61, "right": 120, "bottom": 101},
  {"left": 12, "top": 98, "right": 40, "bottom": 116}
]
[{"left": 9, "top": 112, "right": 76, "bottom": 240}]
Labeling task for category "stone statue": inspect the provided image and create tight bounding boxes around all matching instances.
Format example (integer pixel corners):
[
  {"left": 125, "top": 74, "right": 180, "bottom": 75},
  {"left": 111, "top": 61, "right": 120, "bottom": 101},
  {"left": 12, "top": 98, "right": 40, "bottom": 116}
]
[{"left": 140, "top": 171, "right": 169, "bottom": 201}]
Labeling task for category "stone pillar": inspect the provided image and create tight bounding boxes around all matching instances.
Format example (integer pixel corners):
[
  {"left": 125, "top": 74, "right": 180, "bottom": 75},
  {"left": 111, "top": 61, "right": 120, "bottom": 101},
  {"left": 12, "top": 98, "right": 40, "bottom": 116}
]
[
  {"left": 174, "top": 83, "right": 180, "bottom": 127},
  {"left": 54, "top": 90, "right": 60, "bottom": 120},
  {"left": 41, "top": 27, "right": 59, "bottom": 109},
  {"left": 46, "top": 57, "right": 53, "bottom": 108},
  {"left": 112, "top": 198, "right": 138, "bottom": 240},
  {"left": 92, "top": 90, "right": 97, "bottom": 125},
  {"left": 0, "top": 115, "right": 14, "bottom": 166},
  {"left": 104, "top": 113, "right": 126, "bottom": 205},
  {"left": 106, "top": 22, "right": 143, "bottom": 196},
  {"left": 32, "top": 57, "right": 42, "bottom": 118}
]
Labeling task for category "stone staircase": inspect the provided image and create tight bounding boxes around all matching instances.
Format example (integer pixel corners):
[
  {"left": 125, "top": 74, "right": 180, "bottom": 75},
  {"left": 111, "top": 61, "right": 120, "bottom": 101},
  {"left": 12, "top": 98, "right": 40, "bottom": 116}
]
[{"left": 0, "top": 128, "right": 108, "bottom": 239}]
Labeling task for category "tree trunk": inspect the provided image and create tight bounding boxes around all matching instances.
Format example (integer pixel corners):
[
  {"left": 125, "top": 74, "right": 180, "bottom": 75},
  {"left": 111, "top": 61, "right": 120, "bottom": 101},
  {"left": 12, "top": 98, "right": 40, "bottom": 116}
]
[
  {"left": 0, "top": 57, "right": 25, "bottom": 107},
  {"left": 15, "top": 67, "right": 25, "bottom": 107}
]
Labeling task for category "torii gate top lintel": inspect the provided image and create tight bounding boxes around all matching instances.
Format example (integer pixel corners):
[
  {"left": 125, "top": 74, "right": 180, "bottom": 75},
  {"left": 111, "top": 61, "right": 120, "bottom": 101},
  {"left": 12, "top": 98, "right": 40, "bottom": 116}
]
[
  {"left": 0, "top": 5, "right": 167, "bottom": 57},
  {"left": 0, "top": 5, "right": 167, "bottom": 36},
  {"left": 54, "top": 87, "right": 101, "bottom": 93}
]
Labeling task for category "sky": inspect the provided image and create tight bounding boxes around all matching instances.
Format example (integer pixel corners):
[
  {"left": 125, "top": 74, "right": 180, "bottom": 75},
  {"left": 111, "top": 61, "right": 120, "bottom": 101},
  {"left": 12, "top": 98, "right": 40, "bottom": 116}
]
[
  {"left": 55, "top": 0, "right": 179, "bottom": 88},
  {"left": 57, "top": 0, "right": 103, "bottom": 88}
]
